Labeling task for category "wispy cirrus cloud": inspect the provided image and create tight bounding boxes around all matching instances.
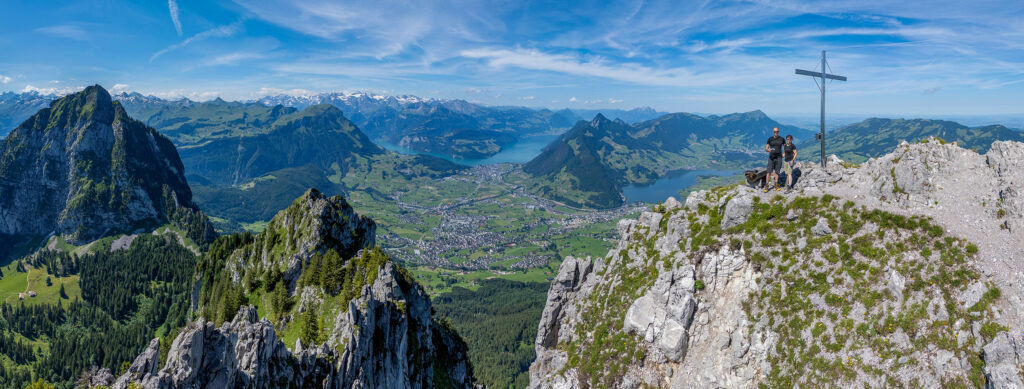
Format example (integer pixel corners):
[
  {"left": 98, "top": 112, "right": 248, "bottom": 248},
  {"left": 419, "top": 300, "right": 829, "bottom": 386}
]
[
  {"left": 168, "top": 0, "right": 183, "bottom": 36},
  {"left": 34, "top": 25, "right": 89, "bottom": 41},
  {"left": 0, "top": 75, "right": 10, "bottom": 84},
  {"left": 150, "top": 18, "right": 246, "bottom": 62},
  {"left": 461, "top": 48, "right": 756, "bottom": 87}
]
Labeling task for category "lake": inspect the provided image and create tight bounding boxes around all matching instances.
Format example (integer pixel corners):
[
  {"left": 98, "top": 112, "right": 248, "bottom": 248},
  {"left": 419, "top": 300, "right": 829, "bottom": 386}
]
[
  {"left": 377, "top": 134, "right": 560, "bottom": 166},
  {"left": 622, "top": 170, "right": 739, "bottom": 204}
]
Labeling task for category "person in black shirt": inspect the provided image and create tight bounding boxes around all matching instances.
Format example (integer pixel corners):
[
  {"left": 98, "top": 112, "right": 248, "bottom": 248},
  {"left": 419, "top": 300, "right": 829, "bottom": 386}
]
[
  {"left": 783, "top": 135, "right": 798, "bottom": 191},
  {"left": 764, "top": 127, "right": 785, "bottom": 192}
]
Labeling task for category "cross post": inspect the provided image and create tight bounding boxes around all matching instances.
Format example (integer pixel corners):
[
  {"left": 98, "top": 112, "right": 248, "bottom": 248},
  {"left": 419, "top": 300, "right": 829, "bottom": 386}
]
[{"left": 795, "top": 50, "right": 846, "bottom": 167}]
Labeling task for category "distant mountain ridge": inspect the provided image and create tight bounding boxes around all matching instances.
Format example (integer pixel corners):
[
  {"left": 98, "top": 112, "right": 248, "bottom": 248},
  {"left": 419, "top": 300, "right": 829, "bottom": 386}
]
[
  {"left": 802, "top": 117, "right": 1024, "bottom": 163},
  {"left": 0, "top": 90, "right": 57, "bottom": 137},
  {"left": 176, "top": 103, "right": 383, "bottom": 186},
  {"left": 0, "top": 85, "right": 215, "bottom": 248},
  {"left": 524, "top": 114, "right": 635, "bottom": 209},
  {"left": 523, "top": 110, "right": 813, "bottom": 208}
]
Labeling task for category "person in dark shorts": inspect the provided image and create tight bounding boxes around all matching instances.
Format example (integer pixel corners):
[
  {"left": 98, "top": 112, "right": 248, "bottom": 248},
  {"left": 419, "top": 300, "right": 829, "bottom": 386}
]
[
  {"left": 783, "top": 135, "right": 798, "bottom": 191},
  {"left": 764, "top": 127, "right": 785, "bottom": 192}
]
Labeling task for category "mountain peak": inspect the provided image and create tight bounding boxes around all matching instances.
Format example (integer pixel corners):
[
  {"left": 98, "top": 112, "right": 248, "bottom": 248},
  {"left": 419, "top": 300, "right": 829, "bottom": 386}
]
[
  {"left": 113, "top": 189, "right": 475, "bottom": 388},
  {"left": 745, "top": 109, "right": 767, "bottom": 119},
  {"left": 590, "top": 113, "right": 611, "bottom": 127},
  {"left": 265, "top": 188, "right": 376, "bottom": 262},
  {"left": 0, "top": 85, "right": 214, "bottom": 245}
]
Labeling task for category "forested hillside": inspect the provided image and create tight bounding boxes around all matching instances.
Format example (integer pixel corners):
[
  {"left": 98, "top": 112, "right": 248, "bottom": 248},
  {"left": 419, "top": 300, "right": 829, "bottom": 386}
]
[
  {"left": 433, "top": 279, "right": 549, "bottom": 389},
  {"left": 0, "top": 234, "right": 198, "bottom": 388}
]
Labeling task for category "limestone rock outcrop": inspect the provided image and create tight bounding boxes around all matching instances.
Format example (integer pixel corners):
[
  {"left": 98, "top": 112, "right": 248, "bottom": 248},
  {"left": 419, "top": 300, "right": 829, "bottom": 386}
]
[
  {"left": 114, "top": 189, "right": 473, "bottom": 388},
  {"left": 531, "top": 138, "right": 1024, "bottom": 388}
]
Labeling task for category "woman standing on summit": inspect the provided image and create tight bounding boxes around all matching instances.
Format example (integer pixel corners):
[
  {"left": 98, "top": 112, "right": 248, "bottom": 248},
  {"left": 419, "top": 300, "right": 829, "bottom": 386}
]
[{"left": 783, "top": 134, "right": 798, "bottom": 192}]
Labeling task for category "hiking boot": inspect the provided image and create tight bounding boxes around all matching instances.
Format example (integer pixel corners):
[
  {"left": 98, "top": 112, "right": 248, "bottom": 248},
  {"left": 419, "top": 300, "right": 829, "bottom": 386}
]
[{"left": 776, "top": 186, "right": 781, "bottom": 191}]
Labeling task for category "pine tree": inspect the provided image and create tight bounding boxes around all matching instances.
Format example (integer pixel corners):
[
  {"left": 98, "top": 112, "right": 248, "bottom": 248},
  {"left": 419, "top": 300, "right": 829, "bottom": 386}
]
[{"left": 300, "top": 310, "right": 320, "bottom": 346}]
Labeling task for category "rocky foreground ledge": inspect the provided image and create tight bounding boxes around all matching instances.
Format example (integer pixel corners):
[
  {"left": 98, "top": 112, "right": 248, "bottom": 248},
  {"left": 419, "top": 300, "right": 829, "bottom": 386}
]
[{"left": 530, "top": 138, "right": 1024, "bottom": 388}]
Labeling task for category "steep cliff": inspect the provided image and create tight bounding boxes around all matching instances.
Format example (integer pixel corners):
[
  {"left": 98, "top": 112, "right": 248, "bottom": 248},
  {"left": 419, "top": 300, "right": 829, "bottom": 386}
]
[
  {"left": 531, "top": 139, "right": 1024, "bottom": 388},
  {"left": 0, "top": 85, "right": 215, "bottom": 246},
  {"left": 113, "top": 188, "right": 474, "bottom": 388}
]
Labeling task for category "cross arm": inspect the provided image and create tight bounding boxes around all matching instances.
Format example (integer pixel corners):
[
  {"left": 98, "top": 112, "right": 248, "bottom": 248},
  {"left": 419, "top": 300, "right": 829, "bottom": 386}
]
[{"left": 795, "top": 69, "right": 847, "bottom": 81}]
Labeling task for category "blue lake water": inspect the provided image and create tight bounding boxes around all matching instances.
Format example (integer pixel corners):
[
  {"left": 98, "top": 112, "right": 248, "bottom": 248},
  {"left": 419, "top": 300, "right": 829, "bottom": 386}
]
[
  {"left": 622, "top": 170, "right": 739, "bottom": 204},
  {"left": 377, "top": 134, "right": 560, "bottom": 166}
]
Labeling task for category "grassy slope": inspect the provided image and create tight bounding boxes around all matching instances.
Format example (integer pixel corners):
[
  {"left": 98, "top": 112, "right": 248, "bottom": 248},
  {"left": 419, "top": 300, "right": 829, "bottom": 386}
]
[{"left": 0, "top": 265, "right": 81, "bottom": 306}]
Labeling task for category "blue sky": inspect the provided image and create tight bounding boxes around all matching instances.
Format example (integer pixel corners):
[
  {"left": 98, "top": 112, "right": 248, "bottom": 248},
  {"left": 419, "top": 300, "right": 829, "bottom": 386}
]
[{"left": 1, "top": 0, "right": 1023, "bottom": 116}]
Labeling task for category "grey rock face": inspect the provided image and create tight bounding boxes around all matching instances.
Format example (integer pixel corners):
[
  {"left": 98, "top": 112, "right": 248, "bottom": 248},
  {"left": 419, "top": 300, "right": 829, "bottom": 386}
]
[
  {"left": 113, "top": 306, "right": 323, "bottom": 389},
  {"left": 811, "top": 217, "right": 832, "bottom": 236},
  {"left": 115, "top": 264, "right": 473, "bottom": 389},
  {"left": 721, "top": 194, "right": 753, "bottom": 229},
  {"left": 624, "top": 266, "right": 697, "bottom": 362},
  {"left": 960, "top": 282, "right": 989, "bottom": 310},
  {"left": 112, "top": 339, "right": 159, "bottom": 387},
  {"left": 988, "top": 141, "right": 1024, "bottom": 219},
  {"left": 984, "top": 332, "right": 1024, "bottom": 389},
  {"left": 529, "top": 256, "right": 602, "bottom": 388},
  {"left": 530, "top": 198, "right": 769, "bottom": 388}
]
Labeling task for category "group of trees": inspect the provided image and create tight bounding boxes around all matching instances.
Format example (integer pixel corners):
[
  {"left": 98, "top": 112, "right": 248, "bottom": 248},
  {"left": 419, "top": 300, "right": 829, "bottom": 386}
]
[
  {"left": 24, "top": 251, "right": 78, "bottom": 277},
  {"left": 79, "top": 234, "right": 195, "bottom": 321},
  {"left": 0, "top": 234, "right": 197, "bottom": 388},
  {"left": 432, "top": 279, "right": 549, "bottom": 389}
]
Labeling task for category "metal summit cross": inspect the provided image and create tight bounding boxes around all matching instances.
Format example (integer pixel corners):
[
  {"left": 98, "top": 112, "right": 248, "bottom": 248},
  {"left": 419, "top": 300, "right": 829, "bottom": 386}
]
[{"left": 795, "top": 50, "right": 846, "bottom": 167}]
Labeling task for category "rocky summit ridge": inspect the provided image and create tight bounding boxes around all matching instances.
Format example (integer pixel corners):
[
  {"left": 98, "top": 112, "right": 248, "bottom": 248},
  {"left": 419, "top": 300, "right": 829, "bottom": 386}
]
[
  {"left": 531, "top": 138, "right": 1024, "bottom": 388},
  {"left": 0, "top": 85, "right": 214, "bottom": 246},
  {"left": 111, "top": 188, "right": 473, "bottom": 388}
]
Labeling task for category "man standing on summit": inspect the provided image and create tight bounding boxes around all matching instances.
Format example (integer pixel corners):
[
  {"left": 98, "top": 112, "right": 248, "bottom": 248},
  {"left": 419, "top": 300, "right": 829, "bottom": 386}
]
[{"left": 764, "top": 127, "right": 785, "bottom": 192}]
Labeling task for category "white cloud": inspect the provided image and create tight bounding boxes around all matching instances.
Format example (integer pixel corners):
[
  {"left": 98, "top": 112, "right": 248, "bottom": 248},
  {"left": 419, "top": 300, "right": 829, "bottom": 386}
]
[
  {"left": 254, "top": 87, "right": 315, "bottom": 97},
  {"left": 168, "top": 0, "right": 183, "bottom": 36},
  {"left": 609, "top": 98, "right": 624, "bottom": 103},
  {"left": 148, "top": 89, "right": 222, "bottom": 101},
  {"left": 461, "top": 48, "right": 747, "bottom": 87},
  {"left": 519, "top": 96, "right": 535, "bottom": 100},
  {"left": 151, "top": 19, "right": 246, "bottom": 62},
  {"left": 185, "top": 50, "right": 268, "bottom": 71},
  {"left": 923, "top": 87, "right": 942, "bottom": 95},
  {"left": 111, "top": 84, "right": 131, "bottom": 94},
  {"left": 34, "top": 25, "right": 89, "bottom": 41},
  {"left": 685, "top": 38, "right": 755, "bottom": 53},
  {"left": 22, "top": 84, "right": 85, "bottom": 96},
  {"left": 569, "top": 97, "right": 577, "bottom": 102},
  {"left": 0, "top": 75, "right": 11, "bottom": 84},
  {"left": 233, "top": 0, "right": 468, "bottom": 58}
]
